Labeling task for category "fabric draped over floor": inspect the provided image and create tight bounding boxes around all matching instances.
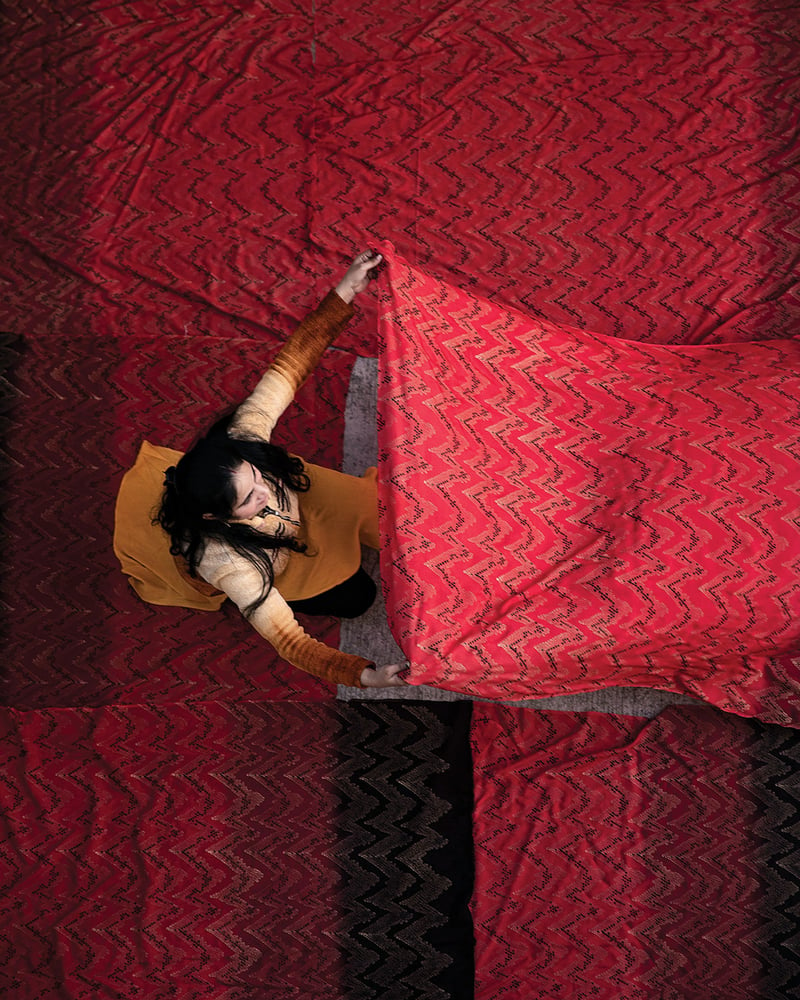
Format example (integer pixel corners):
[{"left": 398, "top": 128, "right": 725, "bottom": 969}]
[{"left": 377, "top": 249, "right": 800, "bottom": 725}]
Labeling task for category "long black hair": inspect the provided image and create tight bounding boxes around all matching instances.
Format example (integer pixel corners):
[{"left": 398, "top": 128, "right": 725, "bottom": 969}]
[{"left": 157, "top": 412, "right": 310, "bottom": 615}]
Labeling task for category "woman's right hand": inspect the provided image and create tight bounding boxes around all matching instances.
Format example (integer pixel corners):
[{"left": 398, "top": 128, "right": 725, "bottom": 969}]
[
  {"left": 360, "top": 663, "right": 408, "bottom": 688},
  {"left": 335, "top": 249, "right": 383, "bottom": 303}
]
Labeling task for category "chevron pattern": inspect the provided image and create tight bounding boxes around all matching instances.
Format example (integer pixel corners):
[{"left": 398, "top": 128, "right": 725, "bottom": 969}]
[
  {"left": 378, "top": 251, "right": 800, "bottom": 724},
  {"left": 2, "top": 1, "right": 799, "bottom": 997},
  {"left": 0, "top": 700, "right": 474, "bottom": 1000},
  {"left": 0, "top": 702, "right": 345, "bottom": 998},
  {"left": 4, "top": 1, "right": 797, "bottom": 357},
  {"left": 333, "top": 700, "right": 474, "bottom": 1000},
  {"left": 0, "top": 0, "right": 367, "bottom": 347},
  {"left": 470, "top": 703, "right": 800, "bottom": 999},
  {"left": 309, "top": 0, "right": 800, "bottom": 346}
]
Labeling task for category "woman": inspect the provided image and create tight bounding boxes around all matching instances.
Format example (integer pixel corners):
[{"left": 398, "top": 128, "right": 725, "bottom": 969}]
[{"left": 116, "top": 250, "right": 406, "bottom": 689}]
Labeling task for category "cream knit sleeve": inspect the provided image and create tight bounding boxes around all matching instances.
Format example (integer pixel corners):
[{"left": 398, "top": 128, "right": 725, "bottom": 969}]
[
  {"left": 199, "top": 541, "right": 371, "bottom": 687},
  {"left": 230, "top": 290, "right": 355, "bottom": 441}
]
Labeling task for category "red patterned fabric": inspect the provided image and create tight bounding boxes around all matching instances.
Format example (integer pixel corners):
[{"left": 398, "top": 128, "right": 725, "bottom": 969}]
[
  {"left": 378, "top": 250, "right": 800, "bottom": 724},
  {"left": 1, "top": 702, "right": 344, "bottom": 999},
  {"left": 310, "top": 0, "right": 800, "bottom": 347},
  {"left": 2, "top": 700, "right": 477, "bottom": 1000},
  {"left": 1, "top": 0, "right": 376, "bottom": 351},
  {"left": 2, "top": 1, "right": 800, "bottom": 996},
  {"left": 470, "top": 702, "right": 795, "bottom": 999}
]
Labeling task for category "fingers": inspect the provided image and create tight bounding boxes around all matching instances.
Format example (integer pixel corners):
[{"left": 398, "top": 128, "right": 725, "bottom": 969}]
[
  {"left": 354, "top": 248, "right": 383, "bottom": 271},
  {"left": 360, "top": 664, "right": 409, "bottom": 688},
  {"left": 364, "top": 251, "right": 383, "bottom": 281},
  {"left": 383, "top": 662, "right": 408, "bottom": 686}
]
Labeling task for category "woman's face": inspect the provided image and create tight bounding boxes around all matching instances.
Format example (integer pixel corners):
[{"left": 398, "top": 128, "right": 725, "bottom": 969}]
[{"left": 228, "top": 461, "right": 272, "bottom": 520}]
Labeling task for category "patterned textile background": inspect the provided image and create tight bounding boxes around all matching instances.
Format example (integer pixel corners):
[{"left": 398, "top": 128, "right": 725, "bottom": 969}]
[
  {"left": 1, "top": 700, "right": 475, "bottom": 1000},
  {"left": 334, "top": 701, "right": 475, "bottom": 1000},
  {"left": 308, "top": 0, "right": 799, "bottom": 345},
  {"left": 2, "top": 701, "right": 347, "bottom": 998},
  {"left": 471, "top": 703, "right": 800, "bottom": 1000},
  {"left": 1, "top": 1, "right": 799, "bottom": 998}
]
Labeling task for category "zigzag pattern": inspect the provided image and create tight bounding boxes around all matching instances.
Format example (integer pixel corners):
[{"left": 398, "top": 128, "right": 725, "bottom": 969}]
[
  {"left": 2, "top": 702, "right": 349, "bottom": 998},
  {"left": 379, "top": 251, "right": 800, "bottom": 724},
  {"left": 2, "top": 1, "right": 797, "bottom": 715},
  {"left": 0, "top": 0, "right": 363, "bottom": 347},
  {"left": 744, "top": 723, "right": 800, "bottom": 998},
  {"left": 331, "top": 701, "right": 474, "bottom": 1000},
  {"left": 0, "top": 700, "right": 474, "bottom": 999},
  {"left": 470, "top": 703, "right": 800, "bottom": 999},
  {"left": 1, "top": 1, "right": 799, "bottom": 997},
  {"left": 309, "top": 0, "right": 800, "bottom": 346},
  {"left": 5, "top": 1, "right": 796, "bottom": 356}
]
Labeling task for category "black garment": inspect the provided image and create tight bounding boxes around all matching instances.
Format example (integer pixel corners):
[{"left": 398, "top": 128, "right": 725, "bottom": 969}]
[{"left": 287, "top": 566, "right": 377, "bottom": 619}]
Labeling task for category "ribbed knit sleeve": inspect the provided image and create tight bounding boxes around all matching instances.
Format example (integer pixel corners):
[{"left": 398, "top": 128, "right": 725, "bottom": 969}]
[
  {"left": 253, "top": 589, "right": 372, "bottom": 687},
  {"left": 199, "top": 541, "right": 372, "bottom": 687},
  {"left": 230, "top": 290, "right": 355, "bottom": 441},
  {"left": 196, "top": 287, "right": 371, "bottom": 687}
]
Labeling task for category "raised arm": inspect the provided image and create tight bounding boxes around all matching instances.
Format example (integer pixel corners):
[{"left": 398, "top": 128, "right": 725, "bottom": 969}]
[{"left": 230, "top": 250, "right": 383, "bottom": 442}]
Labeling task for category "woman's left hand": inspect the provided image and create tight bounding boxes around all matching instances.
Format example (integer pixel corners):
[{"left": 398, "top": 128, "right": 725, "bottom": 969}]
[
  {"left": 360, "top": 663, "right": 408, "bottom": 688},
  {"left": 335, "top": 249, "right": 383, "bottom": 303}
]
